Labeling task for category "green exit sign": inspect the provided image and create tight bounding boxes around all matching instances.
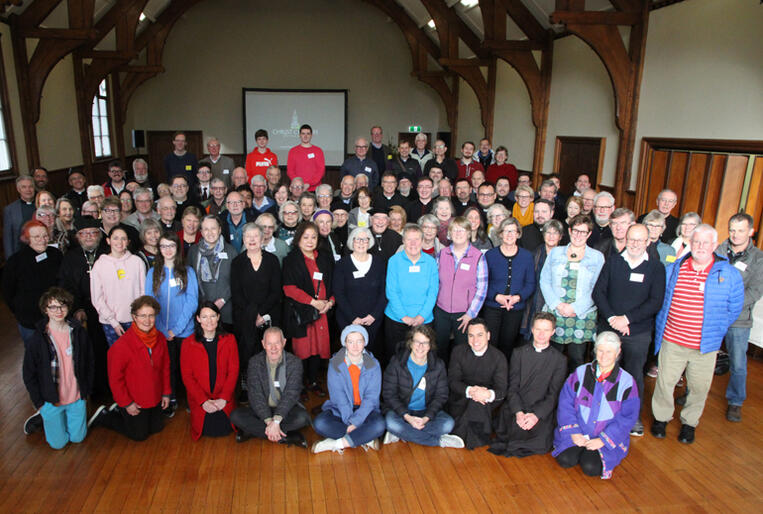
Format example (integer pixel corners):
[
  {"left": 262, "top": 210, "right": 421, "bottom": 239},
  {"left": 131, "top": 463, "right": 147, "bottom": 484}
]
[{"left": 408, "top": 126, "right": 422, "bottom": 133}]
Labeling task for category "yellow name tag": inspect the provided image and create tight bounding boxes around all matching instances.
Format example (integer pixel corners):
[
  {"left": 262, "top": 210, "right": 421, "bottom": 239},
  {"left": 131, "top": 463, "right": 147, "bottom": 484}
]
[
  {"left": 666, "top": 255, "right": 676, "bottom": 263},
  {"left": 185, "top": 165, "right": 192, "bottom": 171}
]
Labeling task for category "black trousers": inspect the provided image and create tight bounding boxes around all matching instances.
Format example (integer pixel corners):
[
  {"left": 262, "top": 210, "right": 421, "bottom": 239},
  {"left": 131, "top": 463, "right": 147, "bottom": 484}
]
[
  {"left": 552, "top": 341, "right": 589, "bottom": 374},
  {"left": 555, "top": 445, "right": 603, "bottom": 477},
  {"left": 619, "top": 331, "right": 651, "bottom": 414},
  {"left": 230, "top": 405, "right": 311, "bottom": 439},
  {"left": 102, "top": 404, "right": 164, "bottom": 442},
  {"left": 166, "top": 337, "right": 185, "bottom": 401},
  {"left": 384, "top": 317, "right": 434, "bottom": 368},
  {"left": 483, "top": 307, "right": 524, "bottom": 364}
]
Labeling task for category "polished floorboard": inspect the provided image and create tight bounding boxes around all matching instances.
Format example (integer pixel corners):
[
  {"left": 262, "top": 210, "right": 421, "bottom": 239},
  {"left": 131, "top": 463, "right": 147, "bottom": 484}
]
[{"left": 1, "top": 301, "right": 761, "bottom": 513}]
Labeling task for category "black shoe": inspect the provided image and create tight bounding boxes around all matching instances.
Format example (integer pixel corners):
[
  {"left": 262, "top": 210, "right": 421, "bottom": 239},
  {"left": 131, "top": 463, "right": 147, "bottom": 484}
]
[
  {"left": 24, "top": 411, "right": 43, "bottom": 435},
  {"left": 651, "top": 420, "right": 667, "bottom": 439},
  {"left": 163, "top": 401, "right": 177, "bottom": 419},
  {"left": 678, "top": 424, "right": 695, "bottom": 444},
  {"left": 307, "top": 382, "right": 326, "bottom": 398},
  {"left": 87, "top": 405, "right": 109, "bottom": 428},
  {"left": 280, "top": 431, "right": 307, "bottom": 449},
  {"left": 675, "top": 390, "right": 688, "bottom": 406},
  {"left": 235, "top": 431, "right": 252, "bottom": 443},
  {"left": 726, "top": 404, "right": 742, "bottom": 422}
]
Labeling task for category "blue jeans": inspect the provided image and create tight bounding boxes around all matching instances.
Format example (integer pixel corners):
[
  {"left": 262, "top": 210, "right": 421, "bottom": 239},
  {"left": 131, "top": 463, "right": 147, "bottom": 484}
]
[
  {"left": 385, "top": 410, "right": 454, "bottom": 447},
  {"left": 313, "top": 410, "right": 386, "bottom": 447},
  {"left": 102, "top": 322, "right": 132, "bottom": 347},
  {"left": 725, "top": 327, "right": 751, "bottom": 406},
  {"left": 39, "top": 399, "right": 87, "bottom": 450}
]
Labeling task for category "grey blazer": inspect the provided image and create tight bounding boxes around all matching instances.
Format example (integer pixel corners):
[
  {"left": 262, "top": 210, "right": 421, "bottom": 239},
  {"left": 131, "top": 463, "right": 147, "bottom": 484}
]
[{"left": 186, "top": 240, "right": 238, "bottom": 324}]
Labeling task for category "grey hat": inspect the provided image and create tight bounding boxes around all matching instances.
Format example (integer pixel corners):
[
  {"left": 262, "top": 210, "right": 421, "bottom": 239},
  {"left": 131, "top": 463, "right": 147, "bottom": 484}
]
[{"left": 340, "top": 324, "right": 368, "bottom": 347}]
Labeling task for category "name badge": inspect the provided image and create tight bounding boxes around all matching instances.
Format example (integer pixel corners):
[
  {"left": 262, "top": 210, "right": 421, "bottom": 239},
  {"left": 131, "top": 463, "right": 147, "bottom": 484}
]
[
  {"left": 185, "top": 165, "right": 192, "bottom": 171},
  {"left": 35, "top": 252, "right": 47, "bottom": 262},
  {"left": 364, "top": 166, "right": 372, "bottom": 172},
  {"left": 230, "top": 234, "right": 235, "bottom": 241},
  {"left": 629, "top": 273, "right": 644, "bottom": 283},
  {"left": 409, "top": 265, "right": 420, "bottom": 273},
  {"left": 417, "top": 377, "right": 427, "bottom": 391},
  {"left": 223, "top": 169, "right": 230, "bottom": 174},
  {"left": 49, "top": 243, "right": 59, "bottom": 249},
  {"left": 65, "top": 346, "right": 73, "bottom": 356},
  {"left": 219, "top": 252, "right": 228, "bottom": 259},
  {"left": 665, "top": 255, "right": 676, "bottom": 263},
  {"left": 169, "top": 278, "right": 178, "bottom": 288},
  {"left": 312, "top": 271, "right": 323, "bottom": 281},
  {"left": 734, "top": 261, "right": 747, "bottom": 272},
  {"left": 352, "top": 270, "right": 365, "bottom": 279},
  {"left": 460, "top": 263, "right": 471, "bottom": 271},
  {"left": 699, "top": 282, "right": 705, "bottom": 292},
  {"left": 273, "top": 381, "right": 280, "bottom": 388},
  {"left": 569, "top": 262, "right": 580, "bottom": 270},
  {"left": 307, "top": 153, "right": 315, "bottom": 159}
]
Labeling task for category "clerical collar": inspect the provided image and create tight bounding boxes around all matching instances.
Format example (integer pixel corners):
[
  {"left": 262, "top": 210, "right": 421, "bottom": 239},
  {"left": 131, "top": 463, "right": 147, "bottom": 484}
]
[
  {"left": 471, "top": 346, "right": 488, "bottom": 357},
  {"left": 532, "top": 343, "right": 548, "bottom": 353}
]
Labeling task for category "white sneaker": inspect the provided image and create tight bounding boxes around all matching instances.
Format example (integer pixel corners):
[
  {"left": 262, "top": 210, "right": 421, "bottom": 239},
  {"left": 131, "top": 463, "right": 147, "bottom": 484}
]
[
  {"left": 87, "top": 405, "right": 108, "bottom": 428},
  {"left": 361, "top": 438, "right": 379, "bottom": 451},
  {"left": 312, "top": 438, "right": 344, "bottom": 454},
  {"left": 383, "top": 431, "right": 400, "bottom": 445},
  {"left": 439, "top": 434, "right": 465, "bottom": 448}
]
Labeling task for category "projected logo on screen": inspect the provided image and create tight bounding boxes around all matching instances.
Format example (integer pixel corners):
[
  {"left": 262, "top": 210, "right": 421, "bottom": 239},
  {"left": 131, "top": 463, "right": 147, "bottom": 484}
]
[{"left": 244, "top": 90, "right": 347, "bottom": 166}]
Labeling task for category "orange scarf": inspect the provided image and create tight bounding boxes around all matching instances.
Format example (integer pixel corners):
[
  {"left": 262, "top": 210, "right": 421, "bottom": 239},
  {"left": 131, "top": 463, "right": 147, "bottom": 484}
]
[
  {"left": 132, "top": 324, "right": 159, "bottom": 350},
  {"left": 512, "top": 202, "right": 534, "bottom": 227}
]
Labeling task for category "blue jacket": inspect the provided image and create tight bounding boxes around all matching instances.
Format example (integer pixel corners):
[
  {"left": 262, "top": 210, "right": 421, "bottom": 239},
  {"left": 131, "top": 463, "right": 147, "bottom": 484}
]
[
  {"left": 384, "top": 251, "right": 439, "bottom": 323},
  {"left": 539, "top": 245, "right": 604, "bottom": 317},
  {"left": 654, "top": 254, "right": 744, "bottom": 354},
  {"left": 322, "top": 348, "right": 382, "bottom": 427},
  {"left": 483, "top": 246, "right": 536, "bottom": 310},
  {"left": 146, "top": 265, "right": 199, "bottom": 339}
]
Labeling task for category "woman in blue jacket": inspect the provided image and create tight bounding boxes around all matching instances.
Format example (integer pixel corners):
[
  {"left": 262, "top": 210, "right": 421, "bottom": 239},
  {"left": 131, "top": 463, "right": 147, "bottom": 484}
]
[
  {"left": 146, "top": 231, "right": 199, "bottom": 416},
  {"left": 483, "top": 218, "right": 536, "bottom": 363},
  {"left": 312, "top": 325, "right": 386, "bottom": 453}
]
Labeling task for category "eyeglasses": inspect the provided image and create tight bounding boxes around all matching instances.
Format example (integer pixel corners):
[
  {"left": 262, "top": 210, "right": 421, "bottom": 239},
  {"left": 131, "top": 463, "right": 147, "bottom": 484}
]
[
  {"left": 102, "top": 208, "right": 120, "bottom": 214},
  {"left": 412, "top": 340, "right": 431, "bottom": 347},
  {"left": 626, "top": 238, "right": 648, "bottom": 244},
  {"left": 571, "top": 228, "right": 590, "bottom": 236},
  {"left": 46, "top": 304, "right": 65, "bottom": 312},
  {"left": 283, "top": 210, "right": 298, "bottom": 215},
  {"left": 516, "top": 194, "right": 532, "bottom": 200},
  {"left": 478, "top": 192, "right": 494, "bottom": 197},
  {"left": 317, "top": 194, "right": 331, "bottom": 198},
  {"left": 134, "top": 313, "right": 156, "bottom": 320},
  {"left": 82, "top": 209, "right": 99, "bottom": 216},
  {"left": 79, "top": 230, "right": 100, "bottom": 237},
  {"left": 159, "top": 243, "right": 177, "bottom": 249},
  {"left": 594, "top": 204, "right": 614, "bottom": 210},
  {"left": 645, "top": 223, "right": 663, "bottom": 229},
  {"left": 354, "top": 237, "right": 370, "bottom": 243},
  {"left": 227, "top": 200, "right": 244, "bottom": 206}
]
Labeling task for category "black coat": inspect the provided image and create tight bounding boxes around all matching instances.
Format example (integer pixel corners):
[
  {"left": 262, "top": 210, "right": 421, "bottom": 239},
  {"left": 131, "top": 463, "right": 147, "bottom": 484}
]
[
  {"left": 22, "top": 318, "right": 94, "bottom": 409},
  {"left": 519, "top": 223, "right": 544, "bottom": 252},
  {"left": 382, "top": 348, "right": 449, "bottom": 420},
  {"left": 368, "top": 229, "right": 402, "bottom": 262},
  {"left": 2, "top": 245, "right": 63, "bottom": 328},
  {"left": 231, "top": 251, "right": 282, "bottom": 348},
  {"left": 58, "top": 246, "right": 105, "bottom": 314},
  {"left": 332, "top": 254, "right": 387, "bottom": 330},
  {"left": 282, "top": 248, "right": 334, "bottom": 339}
]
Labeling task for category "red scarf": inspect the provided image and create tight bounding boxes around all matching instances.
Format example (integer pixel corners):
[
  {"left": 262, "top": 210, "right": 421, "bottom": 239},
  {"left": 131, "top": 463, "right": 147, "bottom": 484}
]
[{"left": 132, "top": 324, "right": 159, "bottom": 350}]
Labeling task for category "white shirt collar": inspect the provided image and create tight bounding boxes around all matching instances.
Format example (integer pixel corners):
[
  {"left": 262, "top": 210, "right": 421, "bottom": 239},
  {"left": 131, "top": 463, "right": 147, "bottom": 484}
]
[{"left": 621, "top": 249, "right": 648, "bottom": 269}]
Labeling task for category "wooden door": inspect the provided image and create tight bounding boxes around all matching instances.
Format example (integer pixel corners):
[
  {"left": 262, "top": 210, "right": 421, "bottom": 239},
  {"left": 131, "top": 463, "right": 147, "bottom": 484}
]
[
  {"left": 553, "top": 136, "right": 606, "bottom": 196},
  {"left": 146, "top": 130, "right": 203, "bottom": 185},
  {"left": 397, "top": 132, "right": 432, "bottom": 150},
  {"left": 636, "top": 138, "right": 763, "bottom": 248}
]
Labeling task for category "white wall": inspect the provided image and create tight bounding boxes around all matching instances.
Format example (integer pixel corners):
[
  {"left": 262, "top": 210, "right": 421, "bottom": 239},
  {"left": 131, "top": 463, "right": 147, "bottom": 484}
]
[
  {"left": 456, "top": 77, "right": 483, "bottom": 151},
  {"left": 632, "top": 0, "right": 763, "bottom": 188},
  {"left": 36, "top": 55, "right": 82, "bottom": 170},
  {"left": 124, "top": 0, "right": 447, "bottom": 156},
  {"left": 492, "top": 59, "right": 535, "bottom": 171},
  {"left": 543, "top": 35, "right": 620, "bottom": 186}
]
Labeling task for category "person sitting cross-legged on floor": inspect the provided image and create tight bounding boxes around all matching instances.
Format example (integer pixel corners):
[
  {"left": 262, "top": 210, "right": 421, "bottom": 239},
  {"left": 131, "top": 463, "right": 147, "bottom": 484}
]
[
  {"left": 230, "top": 326, "right": 311, "bottom": 447},
  {"left": 312, "top": 325, "right": 386, "bottom": 453},
  {"left": 382, "top": 325, "right": 464, "bottom": 448}
]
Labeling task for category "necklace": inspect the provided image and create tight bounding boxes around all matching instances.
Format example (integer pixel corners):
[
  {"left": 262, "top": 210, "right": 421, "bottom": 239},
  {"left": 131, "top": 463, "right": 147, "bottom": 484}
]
[{"left": 570, "top": 252, "right": 577, "bottom": 259}]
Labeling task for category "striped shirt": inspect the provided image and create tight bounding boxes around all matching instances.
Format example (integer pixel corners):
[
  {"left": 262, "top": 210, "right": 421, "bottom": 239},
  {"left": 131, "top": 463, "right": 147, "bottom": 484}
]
[{"left": 663, "top": 257, "right": 712, "bottom": 350}]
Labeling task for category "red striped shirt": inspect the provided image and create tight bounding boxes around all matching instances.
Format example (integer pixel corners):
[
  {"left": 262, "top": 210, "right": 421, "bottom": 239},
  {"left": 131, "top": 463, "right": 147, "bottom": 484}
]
[{"left": 663, "top": 257, "right": 712, "bottom": 350}]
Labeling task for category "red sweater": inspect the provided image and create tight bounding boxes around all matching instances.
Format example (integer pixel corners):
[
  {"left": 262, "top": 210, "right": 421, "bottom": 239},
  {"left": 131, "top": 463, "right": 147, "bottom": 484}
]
[
  {"left": 485, "top": 163, "right": 518, "bottom": 189},
  {"left": 180, "top": 334, "right": 239, "bottom": 440},
  {"left": 108, "top": 326, "right": 170, "bottom": 409},
  {"left": 287, "top": 145, "right": 325, "bottom": 190},
  {"left": 245, "top": 148, "right": 278, "bottom": 180}
]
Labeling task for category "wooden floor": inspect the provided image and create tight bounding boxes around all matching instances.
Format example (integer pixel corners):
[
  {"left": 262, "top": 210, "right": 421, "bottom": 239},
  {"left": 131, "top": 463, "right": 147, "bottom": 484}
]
[{"left": 1, "top": 302, "right": 762, "bottom": 513}]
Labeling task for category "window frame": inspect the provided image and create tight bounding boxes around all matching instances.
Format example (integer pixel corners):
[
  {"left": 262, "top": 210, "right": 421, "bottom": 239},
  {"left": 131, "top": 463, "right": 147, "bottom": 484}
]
[
  {"left": 91, "top": 77, "right": 114, "bottom": 161},
  {"left": 0, "top": 35, "right": 19, "bottom": 178}
]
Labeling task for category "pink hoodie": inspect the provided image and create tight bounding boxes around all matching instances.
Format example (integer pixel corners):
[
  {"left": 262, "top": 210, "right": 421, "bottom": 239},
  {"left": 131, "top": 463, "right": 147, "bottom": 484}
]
[{"left": 90, "top": 253, "right": 146, "bottom": 325}]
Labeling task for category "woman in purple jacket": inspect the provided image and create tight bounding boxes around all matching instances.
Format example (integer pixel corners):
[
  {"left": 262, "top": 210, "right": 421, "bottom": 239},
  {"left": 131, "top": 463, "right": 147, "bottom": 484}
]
[{"left": 553, "top": 331, "right": 639, "bottom": 479}]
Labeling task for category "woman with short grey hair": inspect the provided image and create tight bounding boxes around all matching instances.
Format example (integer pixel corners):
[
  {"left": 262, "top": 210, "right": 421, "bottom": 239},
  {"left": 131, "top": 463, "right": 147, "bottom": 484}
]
[
  {"left": 277, "top": 200, "right": 302, "bottom": 247},
  {"left": 671, "top": 211, "right": 701, "bottom": 260},
  {"left": 418, "top": 214, "right": 444, "bottom": 257}
]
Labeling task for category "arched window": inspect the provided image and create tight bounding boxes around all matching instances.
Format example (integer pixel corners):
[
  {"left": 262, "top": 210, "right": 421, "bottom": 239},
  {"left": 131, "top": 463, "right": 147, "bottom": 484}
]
[{"left": 92, "top": 79, "right": 112, "bottom": 158}]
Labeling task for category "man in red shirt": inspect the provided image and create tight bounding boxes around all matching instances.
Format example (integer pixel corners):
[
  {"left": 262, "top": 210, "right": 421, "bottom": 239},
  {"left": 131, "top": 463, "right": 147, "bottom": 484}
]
[
  {"left": 457, "top": 141, "right": 485, "bottom": 179},
  {"left": 245, "top": 129, "right": 278, "bottom": 181},
  {"left": 287, "top": 124, "right": 325, "bottom": 191}
]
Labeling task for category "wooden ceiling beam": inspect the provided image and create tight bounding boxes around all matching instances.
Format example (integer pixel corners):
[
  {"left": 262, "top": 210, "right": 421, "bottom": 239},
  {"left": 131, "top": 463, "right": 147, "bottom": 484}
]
[
  {"left": 363, "top": 0, "right": 440, "bottom": 60},
  {"left": 16, "top": 0, "right": 63, "bottom": 29},
  {"left": 419, "top": 0, "right": 487, "bottom": 59},
  {"left": 497, "top": 0, "right": 547, "bottom": 43},
  {"left": 483, "top": 39, "right": 545, "bottom": 51},
  {"left": 609, "top": 0, "right": 642, "bottom": 12},
  {"left": 16, "top": 27, "right": 98, "bottom": 39},
  {"left": 550, "top": 11, "right": 642, "bottom": 26}
]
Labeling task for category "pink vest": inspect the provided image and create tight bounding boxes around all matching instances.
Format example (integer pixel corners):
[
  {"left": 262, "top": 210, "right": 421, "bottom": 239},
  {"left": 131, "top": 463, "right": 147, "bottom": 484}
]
[{"left": 437, "top": 245, "right": 482, "bottom": 314}]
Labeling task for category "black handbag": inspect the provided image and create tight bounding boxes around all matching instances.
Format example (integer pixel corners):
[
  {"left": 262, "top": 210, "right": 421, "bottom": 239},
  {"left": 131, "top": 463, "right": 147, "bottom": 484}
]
[{"left": 290, "top": 281, "right": 322, "bottom": 327}]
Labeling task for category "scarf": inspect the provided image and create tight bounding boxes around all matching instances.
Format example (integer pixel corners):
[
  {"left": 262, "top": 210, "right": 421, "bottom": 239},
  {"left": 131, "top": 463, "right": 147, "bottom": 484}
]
[
  {"left": 198, "top": 236, "right": 224, "bottom": 282},
  {"left": 512, "top": 202, "right": 534, "bottom": 227},
  {"left": 133, "top": 324, "right": 159, "bottom": 350}
]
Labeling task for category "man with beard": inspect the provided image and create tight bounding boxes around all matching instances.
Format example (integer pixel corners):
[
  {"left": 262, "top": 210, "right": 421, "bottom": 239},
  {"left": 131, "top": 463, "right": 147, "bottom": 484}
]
[{"left": 519, "top": 199, "right": 554, "bottom": 252}]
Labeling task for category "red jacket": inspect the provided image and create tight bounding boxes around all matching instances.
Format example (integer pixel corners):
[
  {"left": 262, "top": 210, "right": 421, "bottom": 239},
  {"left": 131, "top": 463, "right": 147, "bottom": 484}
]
[
  {"left": 180, "top": 333, "right": 239, "bottom": 440},
  {"left": 108, "top": 326, "right": 170, "bottom": 409}
]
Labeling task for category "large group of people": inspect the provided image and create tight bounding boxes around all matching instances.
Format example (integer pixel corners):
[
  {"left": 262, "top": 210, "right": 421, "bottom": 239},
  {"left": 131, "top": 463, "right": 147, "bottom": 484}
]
[{"left": 3, "top": 125, "right": 761, "bottom": 481}]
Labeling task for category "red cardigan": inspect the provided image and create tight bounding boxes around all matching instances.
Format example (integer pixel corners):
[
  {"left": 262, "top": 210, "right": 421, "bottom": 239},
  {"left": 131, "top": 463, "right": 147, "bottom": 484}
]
[
  {"left": 108, "top": 326, "right": 171, "bottom": 409},
  {"left": 180, "top": 333, "right": 239, "bottom": 440}
]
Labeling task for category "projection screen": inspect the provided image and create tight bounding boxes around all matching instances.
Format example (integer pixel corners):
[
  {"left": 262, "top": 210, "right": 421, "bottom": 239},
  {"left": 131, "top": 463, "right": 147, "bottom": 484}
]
[{"left": 243, "top": 89, "right": 348, "bottom": 167}]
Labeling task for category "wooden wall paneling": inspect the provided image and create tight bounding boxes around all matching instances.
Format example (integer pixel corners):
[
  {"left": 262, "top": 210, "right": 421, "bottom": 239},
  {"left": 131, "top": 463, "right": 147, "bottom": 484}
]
[
  {"left": 680, "top": 152, "right": 710, "bottom": 215},
  {"left": 745, "top": 156, "right": 763, "bottom": 249},
  {"left": 714, "top": 154, "right": 749, "bottom": 242},
  {"left": 701, "top": 154, "right": 727, "bottom": 226},
  {"left": 645, "top": 149, "right": 669, "bottom": 211},
  {"left": 665, "top": 150, "right": 689, "bottom": 200}
]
